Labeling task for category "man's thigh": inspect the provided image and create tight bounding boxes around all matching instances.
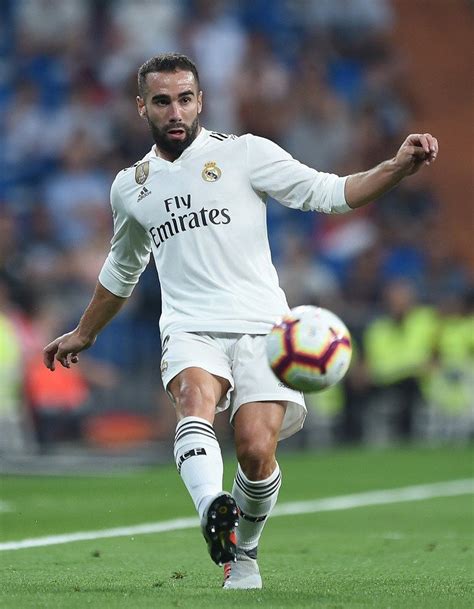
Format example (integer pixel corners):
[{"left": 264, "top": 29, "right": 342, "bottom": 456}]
[
  {"left": 230, "top": 334, "right": 306, "bottom": 440},
  {"left": 161, "top": 332, "right": 234, "bottom": 409}
]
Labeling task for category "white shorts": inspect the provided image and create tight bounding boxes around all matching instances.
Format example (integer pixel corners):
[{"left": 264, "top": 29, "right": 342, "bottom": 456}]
[{"left": 160, "top": 331, "right": 306, "bottom": 440}]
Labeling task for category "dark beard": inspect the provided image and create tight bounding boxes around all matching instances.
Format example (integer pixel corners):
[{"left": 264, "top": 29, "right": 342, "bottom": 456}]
[{"left": 147, "top": 116, "right": 199, "bottom": 158}]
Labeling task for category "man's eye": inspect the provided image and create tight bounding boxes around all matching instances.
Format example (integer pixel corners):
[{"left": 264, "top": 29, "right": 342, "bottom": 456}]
[{"left": 181, "top": 97, "right": 191, "bottom": 104}]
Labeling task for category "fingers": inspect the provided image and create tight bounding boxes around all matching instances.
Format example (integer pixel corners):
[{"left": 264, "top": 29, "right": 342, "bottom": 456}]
[
  {"left": 425, "top": 133, "right": 438, "bottom": 154},
  {"left": 405, "top": 133, "right": 439, "bottom": 166},
  {"left": 43, "top": 340, "right": 59, "bottom": 371},
  {"left": 56, "top": 346, "right": 79, "bottom": 369},
  {"left": 426, "top": 134, "right": 438, "bottom": 164},
  {"left": 412, "top": 133, "right": 430, "bottom": 154},
  {"left": 406, "top": 145, "right": 427, "bottom": 158},
  {"left": 42, "top": 337, "right": 80, "bottom": 371},
  {"left": 420, "top": 133, "right": 438, "bottom": 165}
]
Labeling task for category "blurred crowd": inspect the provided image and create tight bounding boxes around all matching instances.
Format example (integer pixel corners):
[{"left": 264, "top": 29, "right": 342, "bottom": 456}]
[{"left": 0, "top": 0, "right": 472, "bottom": 453}]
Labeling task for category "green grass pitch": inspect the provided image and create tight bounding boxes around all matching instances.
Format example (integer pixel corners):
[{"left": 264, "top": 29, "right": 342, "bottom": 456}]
[{"left": 1, "top": 444, "right": 473, "bottom": 609}]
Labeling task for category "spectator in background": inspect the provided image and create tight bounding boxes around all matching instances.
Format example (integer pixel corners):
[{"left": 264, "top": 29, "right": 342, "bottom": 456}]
[
  {"left": 283, "top": 57, "right": 355, "bottom": 172},
  {"left": 0, "top": 208, "right": 36, "bottom": 315},
  {"left": 420, "top": 227, "right": 470, "bottom": 306},
  {"left": 375, "top": 171, "right": 437, "bottom": 228},
  {"left": 424, "top": 290, "right": 474, "bottom": 428},
  {"left": 363, "top": 278, "right": 438, "bottom": 440},
  {"left": 372, "top": 172, "right": 437, "bottom": 285},
  {"left": 20, "top": 203, "right": 68, "bottom": 300},
  {"left": 234, "top": 32, "right": 290, "bottom": 142},
  {"left": 314, "top": 208, "right": 378, "bottom": 284},
  {"left": 24, "top": 302, "right": 118, "bottom": 451},
  {"left": 110, "top": 72, "right": 151, "bottom": 163},
  {"left": 25, "top": 349, "right": 90, "bottom": 450},
  {"left": 0, "top": 281, "right": 25, "bottom": 454},
  {"left": 237, "top": 0, "right": 297, "bottom": 63},
  {"left": 183, "top": 0, "right": 246, "bottom": 132},
  {"left": 341, "top": 242, "right": 385, "bottom": 331},
  {"left": 277, "top": 233, "right": 340, "bottom": 310},
  {"left": 49, "top": 77, "right": 114, "bottom": 156},
  {"left": 361, "top": 52, "right": 411, "bottom": 139},
  {"left": 101, "top": 0, "right": 181, "bottom": 89},
  {"left": 3, "top": 80, "right": 55, "bottom": 170},
  {"left": 301, "top": 0, "right": 394, "bottom": 36},
  {"left": 351, "top": 103, "right": 390, "bottom": 170},
  {"left": 15, "top": 0, "right": 90, "bottom": 49},
  {"left": 13, "top": 10, "right": 73, "bottom": 110},
  {"left": 43, "top": 131, "right": 111, "bottom": 249}
]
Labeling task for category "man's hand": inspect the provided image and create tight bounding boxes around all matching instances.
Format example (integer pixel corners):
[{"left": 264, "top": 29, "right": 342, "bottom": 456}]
[
  {"left": 42, "top": 282, "right": 128, "bottom": 371},
  {"left": 394, "top": 133, "right": 439, "bottom": 177},
  {"left": 43, "top": 331, "right": 95, "bottom": 371}
]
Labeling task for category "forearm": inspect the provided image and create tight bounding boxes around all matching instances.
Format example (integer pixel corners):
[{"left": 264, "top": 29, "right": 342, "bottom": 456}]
[
  {"left": 344, "top": 158, "right": 406, "bottom": 209},
  {"left": 76, "top": 281, "right": 128, "bottom": 342}
]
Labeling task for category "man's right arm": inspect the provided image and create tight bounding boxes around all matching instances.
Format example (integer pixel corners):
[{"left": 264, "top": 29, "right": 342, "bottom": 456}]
[
  {"left": 43, "top": 282, "right": 127, "bottom": 371},
  {"left": 44, "top": 175, "right": 152, "bottom": 371}
]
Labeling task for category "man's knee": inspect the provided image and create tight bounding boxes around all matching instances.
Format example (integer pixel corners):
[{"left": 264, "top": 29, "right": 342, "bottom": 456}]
[
  {"left": 174, "top": 383, "right": 216, "bottom": 420},
  {"left": 169, "top": 370, "right": 223, "bottom": 422},
  {"left": 236, "top": 438, "right": 276, "bottom": 480}
]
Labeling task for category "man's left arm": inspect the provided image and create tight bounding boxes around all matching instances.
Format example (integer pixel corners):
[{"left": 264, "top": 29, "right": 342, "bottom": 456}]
[{"left": 345, "top": 133, "right": 439, "bottom": 209}]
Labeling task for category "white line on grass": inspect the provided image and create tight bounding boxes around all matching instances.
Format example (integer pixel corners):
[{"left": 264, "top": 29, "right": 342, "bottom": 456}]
[{"left": 1, "top": 478, "right": 472, "bottom": 552}]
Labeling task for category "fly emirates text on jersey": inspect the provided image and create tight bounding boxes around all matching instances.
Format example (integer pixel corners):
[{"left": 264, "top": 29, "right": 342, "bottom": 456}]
[{"left": 148, "top": 193, "right": 231, "bottom": 249}]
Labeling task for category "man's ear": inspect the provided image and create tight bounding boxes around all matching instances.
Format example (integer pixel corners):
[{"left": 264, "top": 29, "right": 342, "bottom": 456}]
[{"left": 136, "top": 96, "right": 147, "bottom": 118}]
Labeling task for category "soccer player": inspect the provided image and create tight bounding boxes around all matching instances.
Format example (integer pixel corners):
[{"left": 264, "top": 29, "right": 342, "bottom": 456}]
[{"left": 43, "top": 53, "right": 438, "bottom": 589}]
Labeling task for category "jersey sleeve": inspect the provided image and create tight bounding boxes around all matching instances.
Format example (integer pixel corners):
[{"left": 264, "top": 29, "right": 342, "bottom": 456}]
[
  {"left": 98, "top": 177, "right": 152, "bottom": 297},
  {"left": 245, "top": 134, "right": 351, "bottom": 214}
]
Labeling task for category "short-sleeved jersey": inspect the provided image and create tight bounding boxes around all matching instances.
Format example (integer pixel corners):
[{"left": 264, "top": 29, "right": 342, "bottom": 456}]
[{"left": 99, "top": 128, "right": 351, "bottom": 337}]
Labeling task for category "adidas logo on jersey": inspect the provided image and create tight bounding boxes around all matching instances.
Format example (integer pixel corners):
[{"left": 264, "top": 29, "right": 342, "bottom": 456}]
[{"left": 137, "top": 186, "right": 151, "bottom": 202}]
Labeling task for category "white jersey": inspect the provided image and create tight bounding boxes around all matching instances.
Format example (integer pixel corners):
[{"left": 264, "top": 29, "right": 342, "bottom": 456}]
[{"left": 98, "top": 128, "right": 351, "bottom": 338}]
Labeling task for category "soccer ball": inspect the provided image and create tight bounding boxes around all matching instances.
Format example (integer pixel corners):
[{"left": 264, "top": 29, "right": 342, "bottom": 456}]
[{"left": 266, "top": 305, "right": 352, "bottom": 392}]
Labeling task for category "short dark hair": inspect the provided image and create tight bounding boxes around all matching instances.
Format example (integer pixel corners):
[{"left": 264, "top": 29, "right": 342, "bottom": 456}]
[{"left": 137, "top": 53, "right": 200, "bottom": 97}]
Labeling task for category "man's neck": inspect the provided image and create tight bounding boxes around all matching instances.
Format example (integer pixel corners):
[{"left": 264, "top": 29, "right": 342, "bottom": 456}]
[
  {"left": 153, "top": 146, "right": 180, "bottom": 162},
  {"left": 153, "top": 125, "right": 202, "bottom": 162}
]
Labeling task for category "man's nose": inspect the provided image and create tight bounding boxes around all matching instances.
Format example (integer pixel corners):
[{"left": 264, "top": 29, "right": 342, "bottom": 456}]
[{"left": 168, "top": 102, "right": 182, "bottom": 122}]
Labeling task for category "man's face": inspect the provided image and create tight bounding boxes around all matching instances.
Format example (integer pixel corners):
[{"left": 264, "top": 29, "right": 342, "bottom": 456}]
[{"left": 137, "top": 70, "right": 202, "bottom": 159}]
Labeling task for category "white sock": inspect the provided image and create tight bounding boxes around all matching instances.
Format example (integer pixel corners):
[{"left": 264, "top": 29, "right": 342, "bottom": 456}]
[
  {"left": 173, "top": 416, "right": 223, "bottom": 520},
  {"left": 232, "top": 463, "right": 282, "bottom": 551}
]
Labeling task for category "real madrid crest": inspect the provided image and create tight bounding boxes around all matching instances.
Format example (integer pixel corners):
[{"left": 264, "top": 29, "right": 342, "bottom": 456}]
[
  {"left": 135, "top": 161, "right": 149, "bottom": 185},
  {"left": 202, "top": 161, "right": 222, "bottom": 182}
]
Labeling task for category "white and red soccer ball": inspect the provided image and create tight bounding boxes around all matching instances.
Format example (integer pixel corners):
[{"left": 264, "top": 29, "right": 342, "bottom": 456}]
[{"left": 266, "top": 306, "right": 352, "bottom": 393}]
